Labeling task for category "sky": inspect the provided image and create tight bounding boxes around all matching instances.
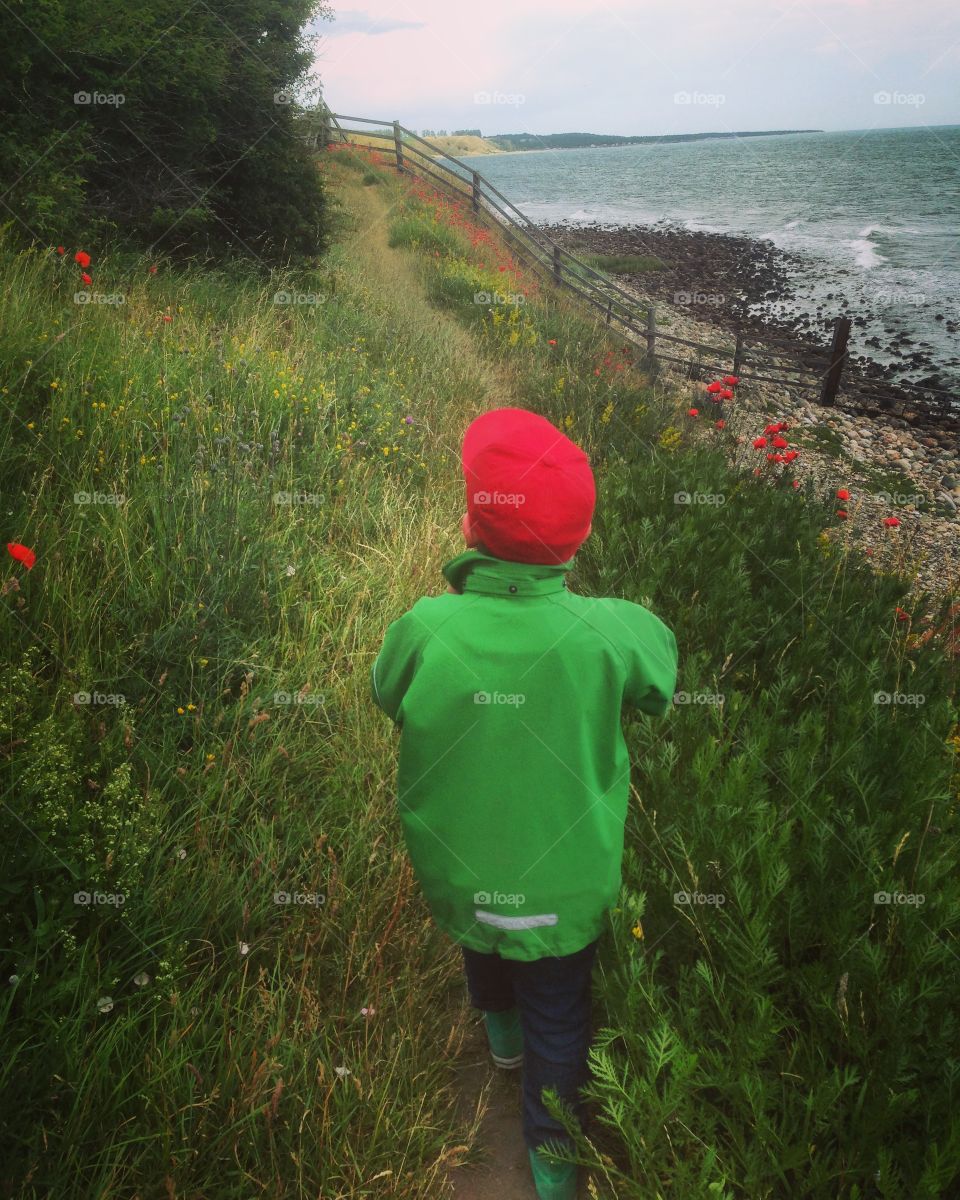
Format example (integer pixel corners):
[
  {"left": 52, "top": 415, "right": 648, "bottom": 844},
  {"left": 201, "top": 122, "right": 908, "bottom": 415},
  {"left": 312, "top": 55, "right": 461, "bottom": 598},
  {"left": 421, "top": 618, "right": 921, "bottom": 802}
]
[{"left": 306, "top": 0, "right": 960, "bottom": 136}]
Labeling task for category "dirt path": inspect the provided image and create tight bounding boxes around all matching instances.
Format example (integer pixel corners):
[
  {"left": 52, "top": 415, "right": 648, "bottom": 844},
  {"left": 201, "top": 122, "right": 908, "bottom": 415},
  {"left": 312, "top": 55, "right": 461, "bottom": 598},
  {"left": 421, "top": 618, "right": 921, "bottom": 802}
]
[
  {"left": 444, "top": 1013, "right": 541, "bottom": 1199},
  {"left": 331, "top": 167, "right": 551, "bottom": 1200}
]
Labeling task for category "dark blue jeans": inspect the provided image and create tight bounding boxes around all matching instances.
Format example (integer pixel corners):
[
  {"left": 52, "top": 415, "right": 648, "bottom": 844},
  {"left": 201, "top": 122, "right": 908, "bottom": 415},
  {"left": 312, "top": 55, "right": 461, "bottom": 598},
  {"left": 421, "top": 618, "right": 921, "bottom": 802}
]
[{"left": 461, "top": 937, "right": 600, "bottom": 1152}]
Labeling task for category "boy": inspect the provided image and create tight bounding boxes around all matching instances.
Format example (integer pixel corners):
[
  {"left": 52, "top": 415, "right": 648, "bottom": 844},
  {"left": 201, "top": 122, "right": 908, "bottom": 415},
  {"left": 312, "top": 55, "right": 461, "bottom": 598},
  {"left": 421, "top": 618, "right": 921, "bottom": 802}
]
[{"left": 370, "top": 407, "right": 678, "bottom": 1200}]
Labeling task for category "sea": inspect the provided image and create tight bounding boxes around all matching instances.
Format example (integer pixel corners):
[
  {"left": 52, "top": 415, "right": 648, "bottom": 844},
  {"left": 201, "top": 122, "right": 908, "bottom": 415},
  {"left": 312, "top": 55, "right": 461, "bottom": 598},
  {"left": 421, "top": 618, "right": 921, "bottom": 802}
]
[{"left": 459, "top": 126, "right": 960, "bottom": 392}]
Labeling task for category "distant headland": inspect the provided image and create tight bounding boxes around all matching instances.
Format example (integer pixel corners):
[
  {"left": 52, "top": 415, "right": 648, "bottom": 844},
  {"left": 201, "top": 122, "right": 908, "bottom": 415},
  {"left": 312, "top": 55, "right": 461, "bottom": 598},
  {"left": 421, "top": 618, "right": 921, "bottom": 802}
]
[{"left": 484, "top": 129, "right": 824, "bottom": 152}]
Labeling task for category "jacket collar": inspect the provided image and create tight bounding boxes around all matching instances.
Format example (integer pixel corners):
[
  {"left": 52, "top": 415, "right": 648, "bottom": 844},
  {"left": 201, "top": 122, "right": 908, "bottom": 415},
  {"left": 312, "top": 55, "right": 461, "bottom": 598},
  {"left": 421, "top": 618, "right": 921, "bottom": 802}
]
[{"left": 442, "top": 548, "right": 573, "bottom": 597}]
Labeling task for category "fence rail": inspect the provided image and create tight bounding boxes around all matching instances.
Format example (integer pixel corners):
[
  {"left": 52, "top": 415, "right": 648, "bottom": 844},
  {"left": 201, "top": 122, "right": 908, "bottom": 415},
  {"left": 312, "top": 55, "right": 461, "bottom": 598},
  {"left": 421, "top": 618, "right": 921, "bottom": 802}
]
[{"left": 300, "top": 109, "right": 958, "bottom": 422}]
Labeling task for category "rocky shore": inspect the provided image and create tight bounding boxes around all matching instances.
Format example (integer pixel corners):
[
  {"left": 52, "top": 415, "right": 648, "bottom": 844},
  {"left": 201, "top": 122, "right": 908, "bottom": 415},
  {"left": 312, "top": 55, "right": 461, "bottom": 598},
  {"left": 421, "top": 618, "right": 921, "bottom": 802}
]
[
  {"left": 555, "top": 242, "right": 960, "bottom": 605},
  {"left": 541, "top": 220, "right": 960, "bottom": 430}
]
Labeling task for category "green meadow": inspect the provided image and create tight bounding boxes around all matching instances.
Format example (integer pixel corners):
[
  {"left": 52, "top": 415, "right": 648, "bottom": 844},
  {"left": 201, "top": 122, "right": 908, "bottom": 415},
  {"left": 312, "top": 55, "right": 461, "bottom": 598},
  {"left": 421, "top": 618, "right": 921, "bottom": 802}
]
[{"left": 2, "top": 145, "right": 959, "bottom": 1199}]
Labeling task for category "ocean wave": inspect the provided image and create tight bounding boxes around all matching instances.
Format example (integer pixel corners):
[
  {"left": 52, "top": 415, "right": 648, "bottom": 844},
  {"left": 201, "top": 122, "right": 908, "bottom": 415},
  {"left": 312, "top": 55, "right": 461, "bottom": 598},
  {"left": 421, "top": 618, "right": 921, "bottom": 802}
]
[{"left": 848, "top": 225, "right": 891, "bottom": 269}]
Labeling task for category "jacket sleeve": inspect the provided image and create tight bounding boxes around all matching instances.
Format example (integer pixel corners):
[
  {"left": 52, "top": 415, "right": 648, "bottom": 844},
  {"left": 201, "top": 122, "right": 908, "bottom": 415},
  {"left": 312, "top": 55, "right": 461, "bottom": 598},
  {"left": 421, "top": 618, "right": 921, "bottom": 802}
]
[
  {"left": 609, "top": 599, "right": 678, "bottom": 716},
  {"left": 370, "top": 606, "right": 425, "bottom": 724}
]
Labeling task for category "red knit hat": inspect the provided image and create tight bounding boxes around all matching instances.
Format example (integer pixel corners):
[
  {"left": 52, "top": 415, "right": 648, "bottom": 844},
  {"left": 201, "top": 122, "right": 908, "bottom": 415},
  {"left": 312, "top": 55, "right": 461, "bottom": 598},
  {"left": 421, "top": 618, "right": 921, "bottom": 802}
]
[{"left": 462, "top": 407, "right": 596, "bottom": 564}]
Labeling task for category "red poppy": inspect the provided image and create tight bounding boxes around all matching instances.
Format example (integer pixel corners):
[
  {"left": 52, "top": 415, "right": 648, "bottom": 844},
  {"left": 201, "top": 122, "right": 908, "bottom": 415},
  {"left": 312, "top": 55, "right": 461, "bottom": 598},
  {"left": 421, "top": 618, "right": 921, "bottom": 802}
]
[
  {"left": 715, "top": 419, "right": 725, "bottom": 429},
  {"left": 792, "top": 479, "right": 800, "bottom": 488},
  {"left": 895, "top": 607, "right": 911, "bottom": 622},
  {"left": 706, "top": 382, "right": 723, "bottom": 394},
  {"left": 753, "top": 436, "right": 768, "bottom": 449},
  {"left": 81, "top": 273, "right": 92, "bottom": 285},
  {"left": 783, "top": 450, "right": 799, "bottom": 462},
  {"left": 836, "top": 488, "right": 850, "bottom": 501},
  {"left": 6, "top": 542, "right": 36, "bottom": 570},
  {"left": 753, "top": 467, "right": 762, "bottom": 476},
  {"left": 688, "top": 408, "right": 699, "bottom": 417},
  {"left": 720, "top": 389, "right": 734, "bottom": 400},
  {"left": 837, "top": 509, "right": 848, "bottom": 519},
  {"left": 149, "top": 265, "right": 158, "bottom": 275},
  {"left": 723, "top": 375, "right": 740, "bottom": 385},
  {"left": 865, "top": 547, "right": 873, "bottom": 555},
  {"left": 74, "top": 250, "right": 91, "bottom": 268},
  {"left": 162, "top": 314, "right": 173, "bottom": 323},
  {"left": 883, "top": 516, "right": 901, "bottom": 528},
  {"left": 56, "top": 245, "right": 65, "bottom": 255},
  {"left": 548, "top": 338, "right": 556, "bottom": 345},
  {"left": 772, "top": 436, "right": 788, "bottom": 449}
]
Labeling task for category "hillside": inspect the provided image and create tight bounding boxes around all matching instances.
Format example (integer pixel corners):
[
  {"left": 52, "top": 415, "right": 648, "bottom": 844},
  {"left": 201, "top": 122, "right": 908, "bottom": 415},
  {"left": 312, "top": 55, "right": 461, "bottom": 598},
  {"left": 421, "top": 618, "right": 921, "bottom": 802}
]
[
  {"left": 2, "top": 143, "right": 958, "bottom": 1200},
  {"left": 416, "top": 133, "right": 502, "bottom": 156}
]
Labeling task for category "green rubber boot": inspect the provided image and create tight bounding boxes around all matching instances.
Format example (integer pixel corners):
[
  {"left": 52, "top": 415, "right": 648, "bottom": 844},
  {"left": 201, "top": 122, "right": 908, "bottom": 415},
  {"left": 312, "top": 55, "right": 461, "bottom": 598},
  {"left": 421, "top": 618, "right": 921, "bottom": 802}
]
[
  {"left": 483, "top": 1006, "right": 523, "bottom": 1068},
  {"left": 528, "top": 1146, "right": 577, "bottom": 1200}
]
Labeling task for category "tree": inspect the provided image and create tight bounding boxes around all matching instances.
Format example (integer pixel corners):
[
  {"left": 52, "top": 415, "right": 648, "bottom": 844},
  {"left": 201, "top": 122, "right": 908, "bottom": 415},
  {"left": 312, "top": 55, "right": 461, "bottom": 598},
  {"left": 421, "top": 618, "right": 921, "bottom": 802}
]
[{"left": 0, "top": 0, "right": 333, "bottom": 261}]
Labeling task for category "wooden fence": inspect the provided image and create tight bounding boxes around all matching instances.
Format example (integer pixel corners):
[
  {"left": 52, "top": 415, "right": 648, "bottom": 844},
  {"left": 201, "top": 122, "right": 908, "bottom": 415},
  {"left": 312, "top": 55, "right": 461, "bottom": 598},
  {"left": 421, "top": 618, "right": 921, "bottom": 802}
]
[{"left": 300, "top": 109, "right": 957, "bottom": 422}]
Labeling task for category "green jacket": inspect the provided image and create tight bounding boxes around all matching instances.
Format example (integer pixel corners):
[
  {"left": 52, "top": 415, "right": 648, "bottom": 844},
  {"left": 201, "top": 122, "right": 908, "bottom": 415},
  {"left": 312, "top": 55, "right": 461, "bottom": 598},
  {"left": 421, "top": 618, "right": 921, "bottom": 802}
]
[{"left": 370, "top": 548, "right": 678, "bottom": 961}]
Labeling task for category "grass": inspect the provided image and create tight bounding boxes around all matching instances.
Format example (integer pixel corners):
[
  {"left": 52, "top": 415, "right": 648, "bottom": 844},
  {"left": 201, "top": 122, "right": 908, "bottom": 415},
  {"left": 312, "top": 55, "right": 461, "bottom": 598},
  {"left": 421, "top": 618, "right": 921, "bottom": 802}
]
[
  {"left": 790, "top": 421, "right": 849, "bottom": 459},
  {"left": 2, "top": 153, "right": 959, "bottom": 1200},
  {"left": 0, "top": 158, "right": 499, "bottom": 1199},
  {"left": 579, "top": 252, "right": 665, "bottom": 276}
]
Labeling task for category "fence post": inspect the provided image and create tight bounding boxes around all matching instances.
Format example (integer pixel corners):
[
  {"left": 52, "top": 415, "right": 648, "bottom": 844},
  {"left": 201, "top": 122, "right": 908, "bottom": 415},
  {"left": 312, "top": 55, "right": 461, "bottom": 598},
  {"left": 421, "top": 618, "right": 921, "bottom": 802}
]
[
  {"left": 819, "top": 316, "right": 851, "bottom": 406},
  {"left": 393, "top": 121, "right": 404, "bottom": 173},
  {"left": 605, "top": 299, "right": 612, "bottom": 325},
  {"left": 646, "top": 306, "right": 657, "bottom": 358},
  {"left": 553, "top": 245, "right": 562, "bottom": 283},
  {"left": 471, "top": 171, "right": 481, "bottom": 213},
  {"left": 733, "top": 331, "right": 744, "bottom": 377}
]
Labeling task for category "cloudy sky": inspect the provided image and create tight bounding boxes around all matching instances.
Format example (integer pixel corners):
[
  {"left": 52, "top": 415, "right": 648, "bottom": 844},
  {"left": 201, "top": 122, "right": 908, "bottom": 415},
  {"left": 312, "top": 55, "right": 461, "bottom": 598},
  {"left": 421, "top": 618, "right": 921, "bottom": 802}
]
[{"left": 307, "top": 0, "right": 959, "bottom": 135}]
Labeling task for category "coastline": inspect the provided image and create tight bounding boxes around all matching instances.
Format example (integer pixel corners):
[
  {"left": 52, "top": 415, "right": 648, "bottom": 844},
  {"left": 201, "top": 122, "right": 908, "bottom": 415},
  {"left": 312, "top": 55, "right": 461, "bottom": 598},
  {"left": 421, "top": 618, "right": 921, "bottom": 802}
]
[
  {"left": 539, "top": 224, "right": 960, "bottom": 602},
  {"left": 540, "top": 220, "right": 960, "bottom": 422}
]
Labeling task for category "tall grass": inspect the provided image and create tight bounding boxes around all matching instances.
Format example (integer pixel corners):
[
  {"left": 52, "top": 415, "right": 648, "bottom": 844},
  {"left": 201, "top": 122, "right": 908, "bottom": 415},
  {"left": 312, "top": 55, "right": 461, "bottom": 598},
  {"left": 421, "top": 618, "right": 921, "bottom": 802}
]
[
  {"left": 2, "top": 155, "right": 958, "bottom": 1200},
  {"left": 0, "top": 163, "right": 495, "bottom": 1198},
  {"left": 388, "top": 178, "right": 960, "bottom": 1198}
]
